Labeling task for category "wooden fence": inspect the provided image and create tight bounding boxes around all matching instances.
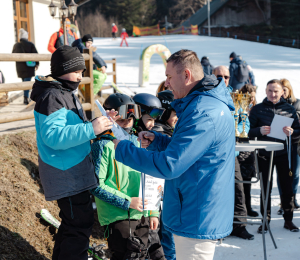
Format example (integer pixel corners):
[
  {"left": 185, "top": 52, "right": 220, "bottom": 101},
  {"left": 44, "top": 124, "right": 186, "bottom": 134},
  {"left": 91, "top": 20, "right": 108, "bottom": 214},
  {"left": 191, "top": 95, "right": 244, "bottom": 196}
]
[{"left": 0, "top": 49, "right": 117, "bottom": 124}]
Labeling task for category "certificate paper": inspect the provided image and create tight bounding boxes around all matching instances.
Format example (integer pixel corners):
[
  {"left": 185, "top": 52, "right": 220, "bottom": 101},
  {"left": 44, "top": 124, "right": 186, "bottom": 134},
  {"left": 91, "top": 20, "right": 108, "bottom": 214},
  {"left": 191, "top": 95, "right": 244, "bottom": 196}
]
[
  {"left": 139, "top": 175, "right": 164, "bottom": 211},
  {"left": 267, "top": 114, "right": 293, "bottom": 140},
  {"left": 95, "top": 100, "right": 129, "bottom": 141}
]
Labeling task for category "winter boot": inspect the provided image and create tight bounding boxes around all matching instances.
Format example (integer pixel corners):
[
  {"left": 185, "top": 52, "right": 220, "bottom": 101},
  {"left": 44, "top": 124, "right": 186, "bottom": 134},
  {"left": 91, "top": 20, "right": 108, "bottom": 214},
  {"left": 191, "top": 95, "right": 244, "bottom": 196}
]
[
  {"left": 294, "top": 194, "right": 300, "bottom": 209},
  {"left": 24, "top": 96, "right": 29, "bottom": 105},
  {"left": 284, "top": 221, "right": 299, "bottom": 232}
]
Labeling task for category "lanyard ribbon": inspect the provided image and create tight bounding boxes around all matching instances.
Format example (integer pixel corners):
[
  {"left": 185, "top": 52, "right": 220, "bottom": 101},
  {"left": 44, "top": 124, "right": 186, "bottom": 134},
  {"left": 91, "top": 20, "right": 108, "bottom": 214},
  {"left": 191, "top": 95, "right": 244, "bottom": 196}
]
[
  {"left": 287, "top": 130, "right": 292, "bottom": 176},
  {"left": 140, "top": 140, "right": 146, "bottom": 211}
]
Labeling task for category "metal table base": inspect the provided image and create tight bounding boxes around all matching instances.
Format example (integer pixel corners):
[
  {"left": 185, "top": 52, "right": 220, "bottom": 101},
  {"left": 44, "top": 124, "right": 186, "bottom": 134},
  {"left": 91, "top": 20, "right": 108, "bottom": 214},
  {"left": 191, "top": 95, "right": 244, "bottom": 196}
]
[{"left": 234, "top": 141, "right": 284, "bottom": 260}]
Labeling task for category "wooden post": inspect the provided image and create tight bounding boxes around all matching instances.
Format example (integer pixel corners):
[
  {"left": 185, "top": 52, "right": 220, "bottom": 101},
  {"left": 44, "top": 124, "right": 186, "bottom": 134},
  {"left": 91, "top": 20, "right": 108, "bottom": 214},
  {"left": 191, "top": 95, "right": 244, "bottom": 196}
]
[
  {"left": 113, "top": 58, "right": 117, "bottom": 93},
  {"left": 83, "top": 49, "right": 94, "bottom": 120}
]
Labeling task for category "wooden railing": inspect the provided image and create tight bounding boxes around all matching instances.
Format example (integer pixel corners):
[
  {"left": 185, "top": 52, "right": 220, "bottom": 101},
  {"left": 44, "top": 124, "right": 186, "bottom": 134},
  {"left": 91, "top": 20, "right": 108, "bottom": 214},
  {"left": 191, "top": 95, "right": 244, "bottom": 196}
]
[{"left": 0, "top": 49, "right": 117, "bottom": 124}]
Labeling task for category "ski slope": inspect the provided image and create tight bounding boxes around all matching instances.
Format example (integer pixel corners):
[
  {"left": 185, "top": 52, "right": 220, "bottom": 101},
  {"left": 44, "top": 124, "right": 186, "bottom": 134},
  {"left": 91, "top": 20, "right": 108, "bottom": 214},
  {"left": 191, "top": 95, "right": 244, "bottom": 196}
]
[{"left": 94, "top": 35, "right": 300, "bottom": 260}]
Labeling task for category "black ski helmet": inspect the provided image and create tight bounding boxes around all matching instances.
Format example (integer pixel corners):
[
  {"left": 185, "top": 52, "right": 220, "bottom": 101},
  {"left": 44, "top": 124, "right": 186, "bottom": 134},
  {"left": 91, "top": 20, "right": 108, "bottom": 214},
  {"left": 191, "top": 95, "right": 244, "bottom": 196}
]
[
  {"left": 103, "top": 93, "right": 134, "bottom": 110},
  {"left": 133, "top": 93, "right": 163, "bottom": 114},
  {"left": 103, "top": 93, "right": 142, "bottom": 120},
  {"left": 157, "top": 90, "right": 174, "bottom": 122}
]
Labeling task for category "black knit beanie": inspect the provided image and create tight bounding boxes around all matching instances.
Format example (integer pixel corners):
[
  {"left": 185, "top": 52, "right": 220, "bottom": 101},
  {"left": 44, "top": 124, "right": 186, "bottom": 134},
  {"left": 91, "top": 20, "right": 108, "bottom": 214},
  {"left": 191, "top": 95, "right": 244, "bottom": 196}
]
[
  {"left": 51, "top": 45, "right": 86, "bottom": 77},
  {"left": 82, "top": 34, "right": 93, "bottom": 43},
  {"left": 229, "top": 52, "right": 237, "bottom": 59}
]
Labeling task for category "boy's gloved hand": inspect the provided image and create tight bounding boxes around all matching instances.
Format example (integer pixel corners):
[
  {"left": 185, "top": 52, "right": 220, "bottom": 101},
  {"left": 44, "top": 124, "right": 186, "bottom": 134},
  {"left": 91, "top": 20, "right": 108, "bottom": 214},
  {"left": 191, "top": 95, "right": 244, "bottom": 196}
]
[
  {"left": 92, "top": 116, "right": 113, "bottom": 135},
  {"left": 150, "top": 217, "right": 159, "bottom": 230},
  {"left": 129, "top": 197, "right": 148, "bottom": 212}
]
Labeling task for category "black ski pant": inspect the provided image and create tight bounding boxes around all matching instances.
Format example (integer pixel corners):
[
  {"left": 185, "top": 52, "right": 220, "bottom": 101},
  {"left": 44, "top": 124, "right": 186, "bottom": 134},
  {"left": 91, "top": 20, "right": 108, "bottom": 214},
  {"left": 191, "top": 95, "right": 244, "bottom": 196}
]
[
  {"left": 258, "top": 154, "right": 294, "bottom": 222},
  {"left": 107, "top": 217, "right": 165, "bottom": 260},
  {"left": 233, "top": 157, "right": 247, "bottom": 231},
  {"left": 243, "top": 178, "right": 253, "bottom": 212},
  {"left": 52, "top": 190, "right": 94, "bottom": 260}
]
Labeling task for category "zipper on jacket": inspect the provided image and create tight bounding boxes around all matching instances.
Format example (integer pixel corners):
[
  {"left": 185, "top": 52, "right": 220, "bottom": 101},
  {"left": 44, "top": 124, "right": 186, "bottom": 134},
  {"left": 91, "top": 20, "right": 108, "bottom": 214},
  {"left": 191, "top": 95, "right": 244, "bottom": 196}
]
[{"left": 177, "top": 188, "right": 183, "bottom": 223}]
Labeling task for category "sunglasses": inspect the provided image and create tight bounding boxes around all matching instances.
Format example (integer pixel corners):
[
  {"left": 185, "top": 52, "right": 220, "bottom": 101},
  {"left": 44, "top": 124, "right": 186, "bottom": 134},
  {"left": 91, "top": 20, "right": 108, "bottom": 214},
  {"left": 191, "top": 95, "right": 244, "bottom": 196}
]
[
  {"left": 117, "top": 104, "right": 142, "bottom": 120},
  {"left": 217, "top": 75, "right": 230, "bottom": 80}
]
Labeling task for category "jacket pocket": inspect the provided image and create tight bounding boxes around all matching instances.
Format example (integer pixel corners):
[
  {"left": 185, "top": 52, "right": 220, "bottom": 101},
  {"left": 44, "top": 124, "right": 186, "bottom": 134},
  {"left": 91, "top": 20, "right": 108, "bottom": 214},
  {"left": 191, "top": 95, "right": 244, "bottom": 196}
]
[{"left": 177, "top": 188, "right": 183, "bottom": 224}]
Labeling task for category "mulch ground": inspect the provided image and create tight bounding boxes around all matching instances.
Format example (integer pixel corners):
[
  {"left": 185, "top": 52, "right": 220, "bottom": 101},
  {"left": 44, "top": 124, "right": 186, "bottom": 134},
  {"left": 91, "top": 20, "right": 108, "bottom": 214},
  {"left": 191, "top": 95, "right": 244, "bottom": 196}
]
[{"left": 0, "top": 131, "right": 108, "bottom": 260}]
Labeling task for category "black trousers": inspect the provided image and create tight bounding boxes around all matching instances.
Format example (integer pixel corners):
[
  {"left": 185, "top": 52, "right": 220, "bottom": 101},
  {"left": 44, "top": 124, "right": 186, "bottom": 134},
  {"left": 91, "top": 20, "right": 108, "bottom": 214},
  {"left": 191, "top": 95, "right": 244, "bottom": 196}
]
[
  {"left": 258, "top": 154, "right": 294, "bottom": 222},
  {"left": 52, "top": 190, "right": 94, "bottom": 260},
  {"left": 233, "top": 157, "right": 247, "bottom": 230},
  {"left": 107, "top": 217, "right": 165, "bottom": 260},
  {"left": 243, "top": 178, "right": 252, "bottom": 211}
]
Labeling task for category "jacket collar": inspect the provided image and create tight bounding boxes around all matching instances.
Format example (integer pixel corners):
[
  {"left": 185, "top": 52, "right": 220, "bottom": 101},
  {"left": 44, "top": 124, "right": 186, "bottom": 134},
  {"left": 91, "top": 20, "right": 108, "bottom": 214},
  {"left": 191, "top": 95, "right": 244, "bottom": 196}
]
[
  {"left": 263, "top": 97, "right": 286, "bottom": 106},
  {"left": 171, "top": 75, "right": 235, "bottom": 117}
]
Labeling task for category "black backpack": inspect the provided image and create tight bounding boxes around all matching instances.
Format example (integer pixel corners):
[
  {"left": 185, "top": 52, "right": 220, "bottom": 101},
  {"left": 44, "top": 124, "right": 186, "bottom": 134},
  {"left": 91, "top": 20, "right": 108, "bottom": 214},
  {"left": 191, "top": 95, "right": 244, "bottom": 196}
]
[{"left": 235, "top": 61, "right": 249, "bottom": 83}]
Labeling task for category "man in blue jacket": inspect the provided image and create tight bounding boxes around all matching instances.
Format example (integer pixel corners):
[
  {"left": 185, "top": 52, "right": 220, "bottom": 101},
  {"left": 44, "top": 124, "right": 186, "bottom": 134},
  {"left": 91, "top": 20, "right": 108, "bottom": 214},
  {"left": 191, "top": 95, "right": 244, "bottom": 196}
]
[{"left": 113, "top": 50, "right": 235, "bottom": 260}]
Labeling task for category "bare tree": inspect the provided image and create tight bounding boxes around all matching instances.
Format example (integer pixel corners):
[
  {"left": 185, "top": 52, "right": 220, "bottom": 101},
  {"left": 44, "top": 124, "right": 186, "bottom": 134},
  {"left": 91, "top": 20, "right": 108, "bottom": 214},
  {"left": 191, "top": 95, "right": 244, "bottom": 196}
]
[
  {"left": 254, "top": 0, "right": 271, "bottom": 25},
  {"left": 77, "top": 9, "right": 122, "bottom": 37}
]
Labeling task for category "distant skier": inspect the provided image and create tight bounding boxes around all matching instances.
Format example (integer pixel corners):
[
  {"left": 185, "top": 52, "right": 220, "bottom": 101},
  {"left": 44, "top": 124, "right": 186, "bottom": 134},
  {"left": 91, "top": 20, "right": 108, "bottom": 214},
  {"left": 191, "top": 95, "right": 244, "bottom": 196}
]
[
  {"left": 201, "top": 56, "right": 214, "bottom": 75},
  {"left": 112, "top": 23, "right": 118, "bottom": 40},
  {"left": 120, "top": 28, "right": 129, "bottom": 47}
]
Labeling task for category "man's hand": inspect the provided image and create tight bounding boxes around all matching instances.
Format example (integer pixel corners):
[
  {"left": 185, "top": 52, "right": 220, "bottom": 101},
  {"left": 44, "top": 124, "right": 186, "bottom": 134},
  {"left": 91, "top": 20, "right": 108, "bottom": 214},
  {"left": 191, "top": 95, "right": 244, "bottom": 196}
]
[
  {"left": 101, "top": 66, "right": 106, "bottom": 74},
  {"left": 138, "top": 131, "right": 155, "bottom": 148},
  {"left": 260, "top": 126, "right": 271, "bottom": 135},
  {"left": 35, "top": 65, "right": 39, "bottom": 71},
  {"left": 129, "top": 197, "right": 148, "bottom": 212},
  {"left": 106, "top": 109, "right": 120, "bottom": 121},
  {"left": 283, "top": 126, "right": 293, "bottom": 136},
  {"left": 150, "top": 217, "right": 159, "bottom": 230},
  {"left": 92, "top": 116, "right": 113, "bottom": 135},
  {"left": 113, "top": 139, "right": 120, "bottom": 150}
]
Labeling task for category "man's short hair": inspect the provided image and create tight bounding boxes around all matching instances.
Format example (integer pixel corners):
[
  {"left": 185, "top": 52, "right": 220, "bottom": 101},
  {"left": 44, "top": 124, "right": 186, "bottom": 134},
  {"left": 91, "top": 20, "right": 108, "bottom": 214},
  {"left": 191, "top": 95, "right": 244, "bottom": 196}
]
[
  {"left": 167, "top": 49, "right": 203, "bottom": 78},
  {"left": 267, "top": 79, "right": 283, "bottom": 88}
]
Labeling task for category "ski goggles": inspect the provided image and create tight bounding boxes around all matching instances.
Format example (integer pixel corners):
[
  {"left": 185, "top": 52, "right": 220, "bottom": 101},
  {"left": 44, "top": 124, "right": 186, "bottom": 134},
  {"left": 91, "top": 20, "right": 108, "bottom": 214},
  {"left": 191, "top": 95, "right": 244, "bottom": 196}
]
[
  {"left": 117, "top": 104, "right": 142, "bottom": 120},
  {"left": 141, "top": 106, "right": 165, "bottom": 120}
]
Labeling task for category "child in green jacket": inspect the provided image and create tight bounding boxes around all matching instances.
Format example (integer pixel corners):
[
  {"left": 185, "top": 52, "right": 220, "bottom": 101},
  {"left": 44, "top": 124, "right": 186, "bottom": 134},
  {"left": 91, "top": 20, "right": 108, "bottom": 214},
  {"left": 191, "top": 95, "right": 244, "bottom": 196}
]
[{"left": 90, "top": 93, "right": 165, "bottom": 260}]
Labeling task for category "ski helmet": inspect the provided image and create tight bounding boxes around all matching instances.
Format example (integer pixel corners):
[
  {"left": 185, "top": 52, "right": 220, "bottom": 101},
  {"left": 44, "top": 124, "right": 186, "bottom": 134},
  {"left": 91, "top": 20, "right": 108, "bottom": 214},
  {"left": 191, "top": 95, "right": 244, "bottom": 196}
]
[
  {"left": 133, "top": 93, "right": 165, "bottom": 120},
  {"left": 103, "top": 93, "right": 141, "bottom": 119},
  {"left": 157, "top": 90, "right": 174, "bottom": 122},
  {"left": 112, "top": 23, "right": 115, "bottom": 26},
  {"left": 122, "top": 28, "right": 126, "bottom": 32}
]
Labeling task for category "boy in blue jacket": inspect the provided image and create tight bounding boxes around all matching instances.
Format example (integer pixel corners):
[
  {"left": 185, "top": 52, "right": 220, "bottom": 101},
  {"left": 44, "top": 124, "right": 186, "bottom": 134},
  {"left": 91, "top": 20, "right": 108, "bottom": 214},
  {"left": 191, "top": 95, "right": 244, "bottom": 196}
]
[{"left": 31, "top": 45, "right": 114, "bottom": 260}]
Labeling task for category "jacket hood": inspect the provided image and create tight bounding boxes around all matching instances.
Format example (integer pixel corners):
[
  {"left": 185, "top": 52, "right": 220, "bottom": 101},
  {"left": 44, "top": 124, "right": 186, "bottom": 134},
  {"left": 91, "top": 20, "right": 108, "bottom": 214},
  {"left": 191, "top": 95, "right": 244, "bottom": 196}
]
[
  {"left": 201, "top": 59, "right": 210, "bottom": 66},
  {"left": 230, "top": 57, "right": 242, "bottom": 65},
  {"left": 30, "top": 75, "right": 70, "bottom": 102},
  {"left": 171, "top": 75, "right": 235, "bottom": 117}
]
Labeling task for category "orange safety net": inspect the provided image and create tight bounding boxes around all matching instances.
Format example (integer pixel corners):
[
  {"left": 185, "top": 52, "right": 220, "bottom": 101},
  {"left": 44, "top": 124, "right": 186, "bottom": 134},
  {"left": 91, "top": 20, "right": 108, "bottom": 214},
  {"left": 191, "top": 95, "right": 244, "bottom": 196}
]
[
  {"left": 133, "top": 24, "right": 160, "bottom": 36},
  {"left": 160, "top": 25, "right": 198, "bottom": 35}
]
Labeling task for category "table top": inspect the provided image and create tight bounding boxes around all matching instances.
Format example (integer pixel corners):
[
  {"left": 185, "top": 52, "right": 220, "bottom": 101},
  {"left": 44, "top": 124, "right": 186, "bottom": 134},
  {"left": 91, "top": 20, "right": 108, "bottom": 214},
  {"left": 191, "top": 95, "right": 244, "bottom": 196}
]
[{"left": 235, "top": 140, "right": 284, "bottom": 152}]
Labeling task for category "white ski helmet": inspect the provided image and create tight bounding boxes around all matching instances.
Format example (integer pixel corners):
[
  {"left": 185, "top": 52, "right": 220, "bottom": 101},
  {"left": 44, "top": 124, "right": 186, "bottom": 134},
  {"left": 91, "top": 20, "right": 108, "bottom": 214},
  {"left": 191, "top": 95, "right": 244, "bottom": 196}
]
[
  {"left": 122, "top": 28, "right": 126, "bottom": 32},
  {"left": 112, "top": 23, "right": 115, "bottom": 26}
]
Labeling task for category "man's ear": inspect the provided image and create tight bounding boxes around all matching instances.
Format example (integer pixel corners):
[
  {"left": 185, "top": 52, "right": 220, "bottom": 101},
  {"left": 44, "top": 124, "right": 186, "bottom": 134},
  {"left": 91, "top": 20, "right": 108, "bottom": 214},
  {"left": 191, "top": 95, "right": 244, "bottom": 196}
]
[{"left": 184, "top": 69, "right": 192, "bottom": 84}]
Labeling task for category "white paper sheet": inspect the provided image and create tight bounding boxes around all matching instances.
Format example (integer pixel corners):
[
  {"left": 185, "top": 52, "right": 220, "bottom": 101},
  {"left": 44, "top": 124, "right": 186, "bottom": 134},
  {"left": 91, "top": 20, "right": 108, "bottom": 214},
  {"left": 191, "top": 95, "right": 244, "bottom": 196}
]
[
  {"left": 95, "top": 100, "right": 129, "bottom": 141},
  {"left": 267, "top": 114, "right": 293, "bottom": 140},
  {"left": 139, "top": 174, "right": 164, "bottom": 211}
]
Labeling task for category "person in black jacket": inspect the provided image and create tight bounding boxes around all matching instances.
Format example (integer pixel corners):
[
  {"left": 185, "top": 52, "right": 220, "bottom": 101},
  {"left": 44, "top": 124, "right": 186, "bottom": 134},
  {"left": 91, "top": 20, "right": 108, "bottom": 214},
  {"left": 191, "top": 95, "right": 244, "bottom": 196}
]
[
  {"left": 12, "top": 28, "right": 39, "bottom": 104},
  {"left": 72, "top": 34, "right": 107, "bottom": 95},
  {"left": 201, "top": 56, "right": 214, "bottom": 75},
  {"left": 249, "top": 79, "right": 300, "bottom": 233},
  {"left": 276, "top": 78, "right": 300, "bottom": 214}
]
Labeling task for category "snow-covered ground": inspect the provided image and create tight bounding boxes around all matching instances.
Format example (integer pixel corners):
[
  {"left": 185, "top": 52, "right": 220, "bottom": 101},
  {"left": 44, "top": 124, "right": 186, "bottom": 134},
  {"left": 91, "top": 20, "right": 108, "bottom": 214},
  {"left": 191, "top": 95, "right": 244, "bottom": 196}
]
[{"left": 94, "top": 35, "right": 300, "bottom": 259}]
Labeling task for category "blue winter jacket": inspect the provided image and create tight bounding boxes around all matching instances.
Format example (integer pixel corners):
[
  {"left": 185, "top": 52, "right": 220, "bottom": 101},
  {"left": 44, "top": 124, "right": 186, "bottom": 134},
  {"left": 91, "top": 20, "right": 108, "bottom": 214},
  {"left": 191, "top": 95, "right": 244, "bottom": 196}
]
[
  {"left": 115, "top": 75, "right": 235, "bottom": 240},
  {"left": 31, "top": 76, "right": 98, "bottom": 201}
]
